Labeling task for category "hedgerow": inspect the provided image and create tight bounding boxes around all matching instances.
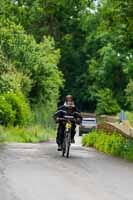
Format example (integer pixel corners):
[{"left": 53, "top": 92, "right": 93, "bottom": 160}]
[
  {"left": 0, "top": 92, "right": 33, "bottom": 126},
  {"left": 82, "top": 130, "right": 133, "bottom": 161}
]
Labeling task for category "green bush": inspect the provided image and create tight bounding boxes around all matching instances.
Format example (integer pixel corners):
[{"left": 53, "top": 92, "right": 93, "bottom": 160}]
[
  {"left": 122, "top": 140, "right": 133, "bottom": 161},
  {"left": 0, "top": 92, "right": 33, "bottom": 126},
  {"left": 0, "top": 96, "right": 15, "bottom": 125},
  {"left": 125, "top": 80, "right": 133, "bottom": 110},
  {"left": 96, "top": 88, "right": 120, "bottom": 115},
  {"left": 104, "top": 134, "right": 125, "bottom": 156},
  {"left": 94, "top": 133, "right": 108, "bottom": 152},
  {"left": 94, "top": 133, "right": 126, "bottom": 156},
  {"left": 82, "top": 131, "right": 99, "bottom": 147},
  {"left": 0, "top": 26, "right": 63, "bottom": 111},
  {"left": 82, "top": 130, "right": 133, "bottom": 161},
  {"left": 125, "top": 111, "right": 133, "bottom": 127},
  {"left": 0, "top": 125, "right": 7, "bottom": 142},
  {"left": 5, "top": 92, "right": 33, "bottom": 126}
]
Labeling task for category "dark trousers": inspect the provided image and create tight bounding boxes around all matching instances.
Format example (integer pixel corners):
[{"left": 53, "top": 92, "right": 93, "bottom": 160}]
[{"left": 56, "top": 123, "right": 76, "bottom": 145}]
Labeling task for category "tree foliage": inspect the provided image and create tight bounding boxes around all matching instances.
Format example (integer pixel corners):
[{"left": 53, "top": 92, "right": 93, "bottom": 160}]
[
  {"left": 96, "top": 88, "right": 120, "bottom": 114},
  {"left": 125, "top": 80, "right": 133, "bottom": 110},
  {"left": 0, "top": 0, "right": 133, "bottom": 121}
]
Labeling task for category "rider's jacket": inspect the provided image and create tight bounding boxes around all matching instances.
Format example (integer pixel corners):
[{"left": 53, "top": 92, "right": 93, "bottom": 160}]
[{"left": 54, "top": 104, "right": 82, "bottom": 123}]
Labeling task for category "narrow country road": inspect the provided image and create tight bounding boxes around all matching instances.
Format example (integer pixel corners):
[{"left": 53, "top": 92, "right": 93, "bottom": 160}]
[{"left": 0, "top": 136, "right": 133, "bottom": 200}]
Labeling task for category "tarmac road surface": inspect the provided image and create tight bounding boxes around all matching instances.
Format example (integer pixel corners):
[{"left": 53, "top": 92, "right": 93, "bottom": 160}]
[{"left": 0, "top": 136, "right": 133, "bottom": 200}]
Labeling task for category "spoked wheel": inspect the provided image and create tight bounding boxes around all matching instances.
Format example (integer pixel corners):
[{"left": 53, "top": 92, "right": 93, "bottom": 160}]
[
  {"left": 62, "top": 146, "right": 65, "bottom": 157},
  {"left": 62, "top": 129, "right": 71, "bottom": 158},
  {"left": 62, "top": 139, "right": 66, "bottom": 157},
  {"left": 66, "top": 142, "right": 70, "bottom": 158},
  {"left": 66, "top": 133, "right": 71, "bottom": 158}
]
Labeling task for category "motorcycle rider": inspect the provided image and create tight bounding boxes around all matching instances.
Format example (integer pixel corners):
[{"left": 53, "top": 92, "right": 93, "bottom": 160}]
[{"left": 54, "top": 95, "right": 82, "bottom": 151}]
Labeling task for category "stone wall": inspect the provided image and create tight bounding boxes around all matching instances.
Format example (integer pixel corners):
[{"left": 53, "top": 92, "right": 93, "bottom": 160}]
[{"left": 97, "top": 122, "right": 133, "bottom": 139}]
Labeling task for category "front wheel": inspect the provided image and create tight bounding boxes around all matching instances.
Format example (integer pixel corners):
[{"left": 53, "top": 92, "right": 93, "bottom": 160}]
[
  {"left": 62, "top": 140, "right": 66, "bottom": 157},
  {"left": 62, "top": 129, "right": 71, "bottom": 158},
  {"left": 66, "top": 132, "right": 71, "bottom": 158},
  {"left": 66, "top": 142, "right": 70, "bottom": 158}
]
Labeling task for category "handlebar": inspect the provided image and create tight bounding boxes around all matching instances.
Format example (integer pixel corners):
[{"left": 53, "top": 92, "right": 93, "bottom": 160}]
[
  {"left": 57, "top": 116, "right": 74, "bottom": 122},
  {"left": 56, "top": 116, "right": 81, "bottom": 124}
]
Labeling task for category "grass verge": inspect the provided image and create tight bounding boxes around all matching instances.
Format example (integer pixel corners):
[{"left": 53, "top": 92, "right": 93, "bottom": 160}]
[
  {"left": 126, "top": 111, "right": 133, "bottom": 127},
  {"left": 82, "top": 130, "right": 133, "bottom": 161},
  {"left": 0, "top": 125, "right": 56, "bottom": 143}
]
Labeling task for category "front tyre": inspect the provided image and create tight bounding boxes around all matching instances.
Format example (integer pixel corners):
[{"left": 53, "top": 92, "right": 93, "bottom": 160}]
[
  {"left": 66, "top": 143, "right": 70, "bottom": 158},
  {"left": 62, "top": 143, "right": 66, "bottom": 157},
  {"left": 66, "top": 132, "right": 71, "bottom": 158},
  {"left": 62, "top": 137, "right": 66, "bottom": 157}
]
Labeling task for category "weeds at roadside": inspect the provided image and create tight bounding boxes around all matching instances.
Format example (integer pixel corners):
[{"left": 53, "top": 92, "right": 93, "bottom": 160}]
[
  {"left": 82, "top": 130, "right": 133, "bottom": 161},
  {"left": 0, "top": 125, "right": 56, "bottom": 143}
]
